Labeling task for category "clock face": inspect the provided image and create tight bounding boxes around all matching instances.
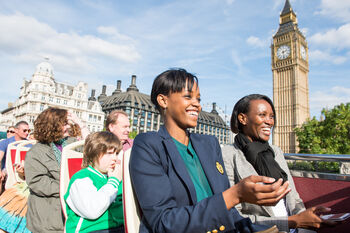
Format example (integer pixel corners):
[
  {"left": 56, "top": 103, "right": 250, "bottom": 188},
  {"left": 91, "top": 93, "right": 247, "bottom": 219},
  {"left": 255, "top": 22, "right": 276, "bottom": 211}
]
[
  {"left": 300, "top": 45, "right": 306, "bottom": 60},
  {"left": 276, "top": 45, "right": 290, "bottom": 60}
]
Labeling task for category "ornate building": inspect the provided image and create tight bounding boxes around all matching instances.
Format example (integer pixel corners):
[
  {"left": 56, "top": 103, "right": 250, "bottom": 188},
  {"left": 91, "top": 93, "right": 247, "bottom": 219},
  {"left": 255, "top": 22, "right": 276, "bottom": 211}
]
[
  {"left": 98, "top": 76, "right": 230, "bottom": 144},
  {"left": 0, "top": 61, "right": 105, "bottom": 132},
  {"left": 271, "top": 0, "right": 310, "bottom": 153}
]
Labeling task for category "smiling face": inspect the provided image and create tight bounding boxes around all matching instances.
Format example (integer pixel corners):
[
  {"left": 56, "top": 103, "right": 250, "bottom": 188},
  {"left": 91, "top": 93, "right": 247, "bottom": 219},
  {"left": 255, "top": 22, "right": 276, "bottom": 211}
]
[
  {"left": 94, "top": 149, "right": 118, "bottom": 174},
  {"left": 160, "top": 81, "right": 201, "bottom": 131},
  {"left": 239, "top": 99, "right": 275, "bottom": 142}
]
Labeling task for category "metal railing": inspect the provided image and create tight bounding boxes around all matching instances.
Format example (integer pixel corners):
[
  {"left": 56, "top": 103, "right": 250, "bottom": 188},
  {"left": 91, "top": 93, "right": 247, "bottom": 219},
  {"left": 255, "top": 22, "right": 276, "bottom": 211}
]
[{"left": 284, "top": 153, "right": 350, "bottom": 181}]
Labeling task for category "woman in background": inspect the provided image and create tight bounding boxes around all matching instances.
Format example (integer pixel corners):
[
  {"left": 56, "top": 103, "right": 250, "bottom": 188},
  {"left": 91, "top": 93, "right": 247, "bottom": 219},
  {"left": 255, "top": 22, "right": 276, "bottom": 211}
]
[
  {"left": 25, "top": 108, "right": 88, "bottom": 233},
  {"left": 222, "top": 94, "right": 335, "bottom": 233}
]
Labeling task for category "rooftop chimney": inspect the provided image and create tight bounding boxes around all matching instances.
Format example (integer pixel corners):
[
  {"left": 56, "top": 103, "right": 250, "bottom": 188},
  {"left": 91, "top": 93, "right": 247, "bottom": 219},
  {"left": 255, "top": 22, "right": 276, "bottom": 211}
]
[
  {"left": 127, "top": 75, "right": 139, "bottom": 92},
  {"left": 88, "top": 89, "right": 96, "bottom": 101},
  {"left": 211, "top": 102, "right": 218, "bottom": 115},
  {"left": 112, "top": 80, "right": 122, "bottom": 95},
  {"left": 98, "top": 85, "right": 107, "bottom": 102}
]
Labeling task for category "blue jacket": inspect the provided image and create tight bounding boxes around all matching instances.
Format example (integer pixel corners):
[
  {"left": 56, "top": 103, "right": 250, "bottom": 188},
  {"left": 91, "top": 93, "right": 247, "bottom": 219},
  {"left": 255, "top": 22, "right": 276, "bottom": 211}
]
[{"left": 129, "top": 126, "right": 267, "bottom": 233}]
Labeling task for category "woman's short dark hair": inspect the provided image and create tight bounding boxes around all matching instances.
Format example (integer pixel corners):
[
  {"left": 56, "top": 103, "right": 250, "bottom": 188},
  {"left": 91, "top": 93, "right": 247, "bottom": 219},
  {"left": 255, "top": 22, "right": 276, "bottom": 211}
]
[
  {"left": 230, "top": 94, "right": 276, "bottom": 134},
  {"left": 150, "top": 68, "right": 198, "bottom": 112}
]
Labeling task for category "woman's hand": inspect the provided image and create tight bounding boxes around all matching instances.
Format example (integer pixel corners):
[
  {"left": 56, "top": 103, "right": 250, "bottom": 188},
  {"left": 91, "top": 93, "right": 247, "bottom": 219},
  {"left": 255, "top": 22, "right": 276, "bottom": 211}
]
[
  {"left": 288, "top": 206, "right": 337, "bottom": 229},
  {"left": 223, "top": 175, "right": 291, "bottom": 209},
  {"left": 67, "top": 110, "right": 90, "bottom": 139}
]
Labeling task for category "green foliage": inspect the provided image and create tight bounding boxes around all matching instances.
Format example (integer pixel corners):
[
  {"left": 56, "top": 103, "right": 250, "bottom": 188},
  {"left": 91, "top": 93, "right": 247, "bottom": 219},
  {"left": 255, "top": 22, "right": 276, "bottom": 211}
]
[
  {"left": 295, "top": 103, "right": 350, "bottom": 155},
  {"left": 293, "top": 103, "right": 350, "bottom": 173},
  {"left": 287, "top": 161, "right": 340, "bottom": 173},
  {"left": 129, "top": 131, "right": 138, "bottom": 139}
]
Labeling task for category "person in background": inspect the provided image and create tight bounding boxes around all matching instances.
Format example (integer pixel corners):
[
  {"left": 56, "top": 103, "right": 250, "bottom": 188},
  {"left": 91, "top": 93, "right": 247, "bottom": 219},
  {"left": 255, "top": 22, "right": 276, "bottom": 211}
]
[
  {"left": 27, "top": 132, "right": 35, "bottom": 141},
  {"left": 69, "top": 123, "right": 82, "bottom": 140},
  {"left": 25, "top": 108, "right": 88, "bottom": 233},
  {"left": 0, "top": 158, "right": 30, "bottom": 233},
  {"left": 0, "top": 121, "right": 29, "bottom": 194},
  {"left": 65, "top": 131, "right": 124, "bottom": 233},
  {"left": 106, "top": 110, "right": 133, "bottom": 152},
  {"left": 222, "top": 94, "right": 336, "bottom": 233},
  {"left": 130, "top": 69, "right": 290, "bottom": 233},
  {"left": 6, "top": 126, "right": 15, "bottom": 139}
]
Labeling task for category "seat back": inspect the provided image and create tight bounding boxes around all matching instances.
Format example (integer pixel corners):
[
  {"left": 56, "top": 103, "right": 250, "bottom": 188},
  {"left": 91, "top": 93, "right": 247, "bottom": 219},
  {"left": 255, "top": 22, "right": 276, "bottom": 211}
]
[
  {"left": 293, "top": 176, "right": 350, "bottom": 233},
  {"left": 122, "top": 148, "right": 142, "bottom": 233},
  {"left": 5, "top": 140, "right": 26, "bottom": 189},
  {"left": 60, "top": 140, "right": 84, "bottom": 219},
  {"left": 14, "top": 140, "right": 36, "bottom": 183}
]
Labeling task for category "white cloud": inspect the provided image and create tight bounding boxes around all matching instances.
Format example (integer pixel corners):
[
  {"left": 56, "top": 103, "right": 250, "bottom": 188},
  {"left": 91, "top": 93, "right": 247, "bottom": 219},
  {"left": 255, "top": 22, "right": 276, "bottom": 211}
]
[
  {"left": 226, "top": 0, "right": 235, "bottom": 5},
  {"left": 97, "top": 26, "right": 135, "bottom": 42},
  {"left": 0, "top": 13, "right": 140, "bottom": 74},
  {"left": 309, "top": 49, "right": 347, "bottom": 65},
  {"left": 246, "top": 36, "right": 268, "bottom": 48},
  {"left": 316, "top": 0, "right": 350, "bottom": 22},
  {"left": 310, "top": 86, "right": 350, "bottom": 117},
  {"left": 309, "top": 23, "right": 350, "bottom": 49},
  {"left": 300, "top": 27, "right": 308, "bottom": 37}
]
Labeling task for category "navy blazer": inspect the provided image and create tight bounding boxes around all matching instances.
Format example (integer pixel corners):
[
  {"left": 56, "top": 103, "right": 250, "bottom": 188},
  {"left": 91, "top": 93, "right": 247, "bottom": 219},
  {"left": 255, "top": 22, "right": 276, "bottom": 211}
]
[{"left": 130, "top": 126, "right": 266, "bottom": 233}]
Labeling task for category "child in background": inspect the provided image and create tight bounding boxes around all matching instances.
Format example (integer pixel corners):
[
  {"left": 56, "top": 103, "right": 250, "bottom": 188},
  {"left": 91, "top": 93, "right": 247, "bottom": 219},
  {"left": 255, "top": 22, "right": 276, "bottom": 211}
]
[{"left": 64, "top": 131, "right": 124, "bottom": 233}]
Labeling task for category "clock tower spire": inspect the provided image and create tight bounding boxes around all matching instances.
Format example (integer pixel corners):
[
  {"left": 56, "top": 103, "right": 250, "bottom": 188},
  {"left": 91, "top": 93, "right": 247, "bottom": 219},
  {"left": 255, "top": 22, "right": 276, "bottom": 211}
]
[{"left": 271, "top": 0, "right": 310, "bottom": 153}]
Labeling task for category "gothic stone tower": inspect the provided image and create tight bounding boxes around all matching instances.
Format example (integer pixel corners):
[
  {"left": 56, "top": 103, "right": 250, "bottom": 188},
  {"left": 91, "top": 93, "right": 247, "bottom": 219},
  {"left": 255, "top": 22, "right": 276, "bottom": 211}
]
[{"left": 271, "top": 0, "right": 310, "bottom": 153}]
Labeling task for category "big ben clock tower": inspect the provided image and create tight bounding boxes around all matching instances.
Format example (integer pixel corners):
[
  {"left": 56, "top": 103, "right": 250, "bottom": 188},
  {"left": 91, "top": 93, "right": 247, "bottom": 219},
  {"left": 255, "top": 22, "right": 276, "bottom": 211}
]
[{"left": 271, "top": 0, "right": 310, "bottom": 153}]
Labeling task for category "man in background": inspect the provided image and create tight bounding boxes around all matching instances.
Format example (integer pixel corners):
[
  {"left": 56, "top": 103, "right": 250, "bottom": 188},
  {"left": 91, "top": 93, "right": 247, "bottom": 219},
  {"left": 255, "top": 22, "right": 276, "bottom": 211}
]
[
  {"left": 106, "top": 110, "right": 133, "bottom": 152},
  {"left": 0, "top": 121, "right": 30, "bottom": 193}
]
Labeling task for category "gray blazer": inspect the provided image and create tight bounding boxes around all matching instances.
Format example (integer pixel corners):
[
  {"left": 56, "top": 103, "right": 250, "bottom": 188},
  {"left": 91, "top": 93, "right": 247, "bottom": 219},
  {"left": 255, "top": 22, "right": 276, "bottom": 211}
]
[
  {"left": 222, "top": 143, "right": 315, "bottom": 233},
  {"left": 25, "top": 137, "right": 76, "bottom": 233}
]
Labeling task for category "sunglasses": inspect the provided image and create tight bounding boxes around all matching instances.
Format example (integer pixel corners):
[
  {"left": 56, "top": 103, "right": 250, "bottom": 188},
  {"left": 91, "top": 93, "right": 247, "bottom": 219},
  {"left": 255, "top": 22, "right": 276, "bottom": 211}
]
[
  {"left": 7, "top": 130, "right": 15, "bottom": 133},
  {"left": 22, "top": 129, "right": 31, "bottom": 133}
]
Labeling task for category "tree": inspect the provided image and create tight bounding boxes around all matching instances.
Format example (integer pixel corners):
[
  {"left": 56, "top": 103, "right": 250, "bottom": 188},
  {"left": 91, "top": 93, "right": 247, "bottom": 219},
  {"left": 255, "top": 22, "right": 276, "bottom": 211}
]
[
  {"left": 295, "top": 103, "right": 350, "bottom": 154},
  {"left": 129, "top": 131, "right": 138, "bottom": 139}
]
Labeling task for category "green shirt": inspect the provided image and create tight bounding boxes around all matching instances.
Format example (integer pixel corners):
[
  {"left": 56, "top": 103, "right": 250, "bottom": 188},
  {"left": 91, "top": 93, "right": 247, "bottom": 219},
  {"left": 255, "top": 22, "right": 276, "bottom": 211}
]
[{"left": 172, "top": 138, "right": 213, "bottom": 202}]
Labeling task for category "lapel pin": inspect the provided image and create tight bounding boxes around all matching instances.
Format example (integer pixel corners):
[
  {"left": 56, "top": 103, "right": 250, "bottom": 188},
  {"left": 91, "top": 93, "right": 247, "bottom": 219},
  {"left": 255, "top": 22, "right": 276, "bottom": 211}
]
[{"left": 216, "top": 162, "right": 224, "bottom": 174}]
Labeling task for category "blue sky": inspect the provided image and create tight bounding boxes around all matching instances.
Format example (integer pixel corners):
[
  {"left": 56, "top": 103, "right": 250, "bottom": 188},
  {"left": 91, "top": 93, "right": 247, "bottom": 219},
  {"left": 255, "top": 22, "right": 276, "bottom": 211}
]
[{"left": 0, "top": 0, "right": 349, "bottom": 122}]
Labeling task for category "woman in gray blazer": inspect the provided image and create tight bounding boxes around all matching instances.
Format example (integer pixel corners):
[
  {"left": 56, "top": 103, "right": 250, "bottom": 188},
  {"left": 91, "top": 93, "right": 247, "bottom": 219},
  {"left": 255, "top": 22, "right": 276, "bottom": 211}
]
[
  {"left": 25, "top": 108, "right": 88, "bottom": 232},
  {"left": 222, "top": 94, "right": 335, "bottom": 233}
]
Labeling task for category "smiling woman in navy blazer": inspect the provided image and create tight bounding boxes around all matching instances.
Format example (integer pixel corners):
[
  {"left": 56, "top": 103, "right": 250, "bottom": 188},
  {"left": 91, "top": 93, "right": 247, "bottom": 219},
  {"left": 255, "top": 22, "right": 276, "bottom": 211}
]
[{"left": 129, "top": 69, "right": 290, "bottom": 233}]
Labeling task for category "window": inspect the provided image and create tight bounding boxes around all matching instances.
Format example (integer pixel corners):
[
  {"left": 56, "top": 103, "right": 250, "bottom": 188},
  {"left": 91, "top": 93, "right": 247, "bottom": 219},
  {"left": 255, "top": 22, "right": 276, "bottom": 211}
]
[
  {"left": 56, "top": 98, "right": 60, "bottom": 104},
  {"left": 64, "top": 100, "right": 67, "bottom": 105},
  {"left": 40, "top": 104, "right": 44, "bottom": 111},
  {"left": 49, "top": 97, "right": 53, "bottom": 102},
  {"left": 41, "top": 95, "right": 45, "bottom": 101}
]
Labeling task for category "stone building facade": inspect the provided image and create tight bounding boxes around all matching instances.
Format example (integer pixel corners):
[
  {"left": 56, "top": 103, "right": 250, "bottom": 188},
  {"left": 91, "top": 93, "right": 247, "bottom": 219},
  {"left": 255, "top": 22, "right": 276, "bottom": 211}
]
[
  {"left": 0, "top": 61, "right": 105, "bottom": 132},
  {"left": 98, "top": 76, "right": 230, "bottom": 144},
  {"left": 271, "top": 0, "right": 310, "bottom": 153}
]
